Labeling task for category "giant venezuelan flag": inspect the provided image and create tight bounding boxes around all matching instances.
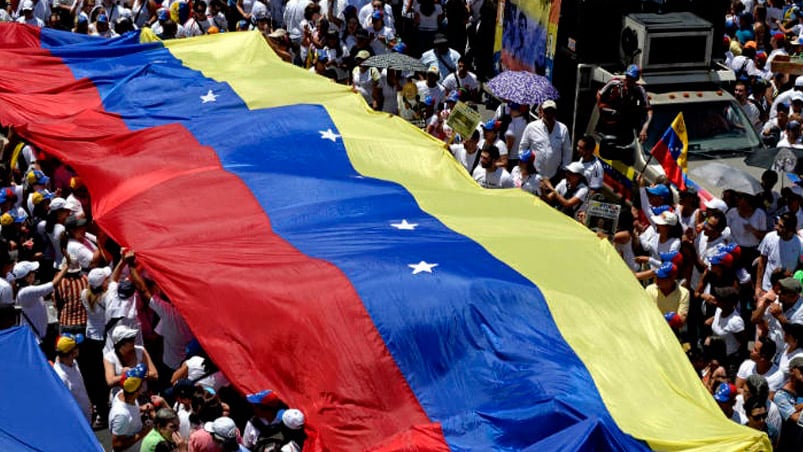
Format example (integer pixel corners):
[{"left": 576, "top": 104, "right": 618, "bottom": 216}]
[{"left": 0, "top": 25, "right": 768, "bottom": 450}]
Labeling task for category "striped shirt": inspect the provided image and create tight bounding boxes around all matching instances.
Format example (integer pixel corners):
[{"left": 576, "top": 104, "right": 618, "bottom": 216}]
[{"left": 56, "top": 273, "right": 88, "bottom": 327}]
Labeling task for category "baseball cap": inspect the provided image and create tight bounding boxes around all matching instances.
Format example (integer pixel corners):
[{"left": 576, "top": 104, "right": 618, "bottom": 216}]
[
  {"left": 482, "top": 119, "right": 499, "bottom": 131},
  {"left": 659, "top": 250, "right": 683, "bottom": 266},
  {"left": 157, "top": 8, "right": 170, "bottom": 21},
  {"left": 519, "top": 149, "right": 534, "bottom": 163},
  {"left": 446, "top": 91, "right": 460, "bottom": 103},
  {"left": 26, "top": 170, "right": 49, "bottom": 186},
  {"left": 120, "top": 363, "right": 147, "bottom": 393},
  {"left": 268, "top": 28, "right": 287, "bottom": 39},
  {"left": 392, "top": 42, "right": 406, "bottom": 53},
  {"left": 371, "top": 10, "right": 382, "bottom": 20},
  {"left": 790, "top": 356, "right": 803, "bottom": 370},
  {"left": 795, "top": 75, "right": 803, "bottom": 87},
  {"left": 779, "top": 276, "right": 803, "bottom": 293},
  {"left": 355, "top": 50, "right": 370, "bottom": 61},
  {"left": 56, "top": 333, "right": 84, "bottom": 354},
  {"left": 433, "top": 33, "right": 448, "bottom": 45},
  {"left": 718, "top": 243, "right": 742, "bottom": 261},
  {"left": 564, "top": 161, "right": 585, "bottom": 174},
  {"left": 204, "top": 417, "right": 238, "bottom": 440},
  {"left": 246, "top": 389, "right": 280, "bottom": 405},
  {"left": 254, "top": 10, "right": 269, "bottom": 21},
  {"left": 0, "top": 211, "right": 25, "bottom": 226},
  {"left": 792, "top": 92, "right": 803, "bottom": 103},
  {"left": 713, "top": 382, "right": 737, "bottom": 403},
  {"left": 541, "top": 99, "right": 557, "bottom": 110},
  {"left": 655, "top": 262, "right": 678, "bottom": 279},
  {"left": 646, "top": 184, "right": 670, "bottom": 198},
  {"left": 31, "top": 190, "right": 54, "bottom": 206},
  {"left": 704, "top": 197, "right": 728, "bottom": 212},
  {"left": 282, "top": 409, "right": 305, "bottom": 430},
  {"left": 87, "top": 266, "right": 111, "bottom": 289},
  {"left": 709, "top": 251, "right": 734, "bottom": 268},
  {"left": 21, "top": 0, "right": 33, "bottom": 10},
  {"left": 48, "top": 197, "right": 69, "bottom": 212},
  {"left": 111, "top": 325, "right": 138, "bottom": 345},
  {"left": 788, "top": 119, "right": 802, "bottom": 130},
  {"left": 427, "top": 65, "right": 440, "bottom": 75},
  {"left": 651, "top": 210, "right": 678, "bottom": 226},
  {"left": 625, "top": 64, "right": 640, "bottom": 79},
  {"left": 117, "top": 280, "right": 136, "bottom": 299},
  {"left": 422, "top": 95, "right": 434, "bottom": 107},
  {"left": 12, "top": 261, "right": 39, "bottom": 280},
  {"left": 97, "top": 13, "right": 108, "bottom": 23},
  {"left": 65, "top": 215, "right": 88, "bottom": 229}
]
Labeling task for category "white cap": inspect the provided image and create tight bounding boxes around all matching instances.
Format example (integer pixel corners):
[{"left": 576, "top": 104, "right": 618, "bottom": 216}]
[
  {"left": 427, "top": 65, "right": 439, "bottom": 75},
  {"left": 111, "top": 325, "right": 138, "bottom": 344},
  {"left": 282, "top": 409, "right": 305, "bottom": 430},
  {"left": 564, "top": 161, "right": 585, "bottom": 174},
  {"left": 795, "top": 75, "right": 803, "bottom": 87},
  {"left": 48, "top": 197, "right": 69, "bottom": 212},
  {"left": 204, "top": 417, "right": 237, "bottom": 439},
  {"left": 704, "top": 197, "right": 728, "bottom": 212},
  {"left": 87, "top": 266, "right": 111, "bottom": 288},
  {"left": 11, "top": 261, "right": 39, "bottom": 280},
  {"left": 21, "top": 0, "right": 34, "bottom": 10},
  {"left": 541, "top": 99, "right": 557, "bottom": 110},
  {"left": 651, "top": 210, "right": 678, "bottom": 226}
]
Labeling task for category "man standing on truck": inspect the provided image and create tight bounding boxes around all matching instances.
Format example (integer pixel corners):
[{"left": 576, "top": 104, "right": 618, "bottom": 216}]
[{"left": 596, "top": 64, "right": 653, "bottom": 145}]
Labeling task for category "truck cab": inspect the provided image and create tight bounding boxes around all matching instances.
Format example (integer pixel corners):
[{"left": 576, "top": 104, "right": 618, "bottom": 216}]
[{"left": 550, "top": 6, "right": 764, "bottom": 199}]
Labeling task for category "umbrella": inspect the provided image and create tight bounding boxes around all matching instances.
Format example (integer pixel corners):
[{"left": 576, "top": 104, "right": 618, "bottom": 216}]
[
  {"left": 363, "top": 53, "right": 428, "bottom": 72},
  {"left": 689, "top": 162, "right": 763, "bottom": 195},
  {"left": 744, "top": 146, "right": 803, "bottom": 173},
  {"left": 486, "top": 70, "right": 560, "bottom": 106}
]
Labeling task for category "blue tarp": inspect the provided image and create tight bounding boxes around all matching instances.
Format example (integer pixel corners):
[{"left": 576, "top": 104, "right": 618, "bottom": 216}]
[{"left": 0, "top": 326, "right": 102, "bottom": 451}]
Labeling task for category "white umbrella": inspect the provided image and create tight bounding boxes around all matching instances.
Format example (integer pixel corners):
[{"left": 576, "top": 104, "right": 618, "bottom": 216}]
[{"left": 688, "top": 162, "right": 762, "bottom": 196}]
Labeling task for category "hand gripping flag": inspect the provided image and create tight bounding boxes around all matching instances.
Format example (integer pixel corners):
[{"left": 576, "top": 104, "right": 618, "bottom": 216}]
[{"left": 650, "top": 112, "right": 688, "bottom": 190}]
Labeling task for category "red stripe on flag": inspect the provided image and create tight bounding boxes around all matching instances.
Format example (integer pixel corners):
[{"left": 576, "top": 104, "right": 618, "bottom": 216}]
[
  {"left": 0, "top": 26, "right": 443, "bottom": 450},
  {"left": 650, "top": 139, "right": 685, "bottom": 190}
]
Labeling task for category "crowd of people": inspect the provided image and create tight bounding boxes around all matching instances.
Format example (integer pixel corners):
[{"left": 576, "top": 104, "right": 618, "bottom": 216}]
[{"left": 0, "top": 131, "right": 309, "bottom": 449}]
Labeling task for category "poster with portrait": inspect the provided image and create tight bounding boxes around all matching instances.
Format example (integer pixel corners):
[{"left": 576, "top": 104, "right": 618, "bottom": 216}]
[
  {"left": 584, "top": 200, "right": 621, "bottom": 240},
  {"left": 497, "top": 0, "right": 561, "bottom": 79}
]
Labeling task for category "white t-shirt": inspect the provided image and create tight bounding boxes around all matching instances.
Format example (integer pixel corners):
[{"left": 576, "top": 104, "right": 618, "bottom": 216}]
[
  {"left": 415, "top": 80, "right": 445, "bottom": 109},
  {"left": 149, "top": 295, "right": 193, "bottom": 370},
  {"left": 66, "top": 235, "right": 97, "bottom": 270},
  {"left": 477, "top": 137, "right": 508, "bottom": 157},
  {"left": 413, "top": 2, "right": 441, "bottom": 31},
  {"left": 504, "top": 116, "right": 527, "bottom": 159},
  {"left": 47, "top": 223, "right": 65, "bottom": 269},
  {"left": 763, "top": 298, "right": 803, "bottom": 359},
  {"left": 766, "top": 346, "right": 803, "bottom": 390},
  {"left": 758, "top": 231, "right": 803, "bottom": 291},
  {"left": 81, "top": 289, "right": 107, "bottom": 341},
  {"left": 580, "top": 157, "right": 604, "bottom": 190},
  {"left": 0, "top": 278, "right": 12, "bottom": 305},
  {"left": 555, "top": 179, "right": 589, "bottom": 209},
  {"left": 712, "top": 308, "right": 745, "bottom": 356},
  {"left": 441, "top": 71, "right": 479, "bottom": 93},
  {"left": 472, "top": 166, "right": 514, "bottom": 189},
  {"left": 185, "top": 356, "right": 230, "bottom": 391},
  {"left": 639, "top": 229, "right": 681, "bottom": 261},
  {"left": 510, "top": 166, "right": 541, "bottom": 196},
  {"left": 109, "top": 394, "right": 143, "bottom": 452},
  {"left": 726, "top": 208, "right": 766, "bottom": 248},
  {"left": 17, "top": 282, "right": 54, "bottom": 342},
  {"left": 352, "top": 66, "right": 381, "bottom": 104},
  {"left": 449, "top": 143, "right": 480, "bottom": 174},
  {"left": 54, "top": 359, "right": 92, "bottom": 422},
  {"left": 736, "top": 359, "right": 779, "bottom": 390}
]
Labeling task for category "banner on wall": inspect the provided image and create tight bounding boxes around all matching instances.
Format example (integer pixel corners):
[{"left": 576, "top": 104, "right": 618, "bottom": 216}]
[{"left": 496, "top": 0, "right": 561, "bottom": 79}]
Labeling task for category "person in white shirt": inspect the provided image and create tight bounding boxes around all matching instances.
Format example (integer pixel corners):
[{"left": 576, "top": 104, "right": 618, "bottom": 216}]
[
  {"left": 16, "top": 0, "right": 45, "bottom": 26},
  {"left": 756, "top": 212, "right": 803, "bottom": 295},
  {"left": 109, "top": 365, "right": 152, "bottom": 452},
  {"left": 472, "top": 145, "right": 513, "bottom": 189},
  {"left": 449, "top": 129, "right": 481, "bottom": 174},
  {"left": 541, "top": 161, "right": 589, "bottom": 218},
  {"left": 706, "top": 286, "right": 746, "bottom": 364},
  {"left": 171, "top": 340, "right": 231, "bottom": 391},
  {"left": 415, "top": 66, "right": 445, "bottom": 109},
  {"left": 504, "top": 104, "right": 528, "bottom": 168},
  {"left": 726, "top": 191, "right": 767, "bottom": 266},
  {"left": 753, "top": 276, "right": 803, "bottom": 361},
  {"left": 766, "top": 322, "right": 803, "bottom": 390},
  {"left": 53, "top": 333, "right": 92, "bottom": 422},
  {"left": 440, "top": 57, "right": 480, "bottom": 102},
  {"left": 358, "top": 0, "right": 393, "bottom": 31},
  {"left": 777, "top": 119, "right": 803, "bottom": 148},
  {"left": 736, "top": 337, "right": 779, "bottom": 393},
  {"left": 477, "top": 119, "right": 509, "bottom": 168},
  {"left": 241, "top": 390, "right": 284, "bottom": 449},
  {"left": 13, "top": 260, "right": 67, "bottom": 343},
  {"left": 511, "top": 150, "right": 541, "bottom": 196},
  {"left": 518, "top": 99, "right": 571, "bottom": 182},
  {"left": 575, "top": 134, "right": 604, "bottom": 193}
]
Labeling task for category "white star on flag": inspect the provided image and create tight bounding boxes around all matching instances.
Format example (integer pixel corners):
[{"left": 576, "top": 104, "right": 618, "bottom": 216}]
[
  {"left": 200, "top": 90, "right": 218, "bottom": 103},
  {"left": 391, "top": 219, "right": 418, "bottom": 230},
  {"left": 319, "top": 129, "right": 340, "bottom": 142},
  {"left": 408, "top": 261, "right": 438, "bottom": 275}
]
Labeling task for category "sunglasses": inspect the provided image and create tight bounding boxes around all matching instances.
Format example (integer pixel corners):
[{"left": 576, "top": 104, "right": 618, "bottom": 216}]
[{"left": 750, "top": 413, "right": 768, "bottom": 420}]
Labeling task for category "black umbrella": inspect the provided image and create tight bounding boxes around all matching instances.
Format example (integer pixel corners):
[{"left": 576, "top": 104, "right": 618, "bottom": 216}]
[
  {"left": 363, "top": 53, "right": 428, "bottom": 72},
  {"left": 744, "top": 146, "right": 803, "bottom": 173}
]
